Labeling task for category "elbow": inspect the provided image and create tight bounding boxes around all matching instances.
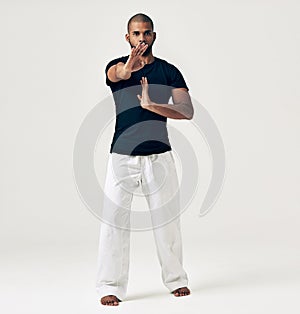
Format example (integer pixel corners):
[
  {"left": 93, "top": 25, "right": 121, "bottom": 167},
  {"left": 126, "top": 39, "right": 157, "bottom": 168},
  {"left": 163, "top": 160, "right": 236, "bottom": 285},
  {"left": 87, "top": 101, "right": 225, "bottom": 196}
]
[
  {"left": 183, "top": 103, "right": 194, "bottom": 120},
  {"left": 188, "top": 112, "right": 194, "bottom": 120},
  {"left": 181, "top": 113, "right": 193, "bottom": 120},
  {"left": 174, "top": 103, "right": 194, "bottom": 120},
  {"left": 185, "top": 108, "right": 194, "bottom": 120}
]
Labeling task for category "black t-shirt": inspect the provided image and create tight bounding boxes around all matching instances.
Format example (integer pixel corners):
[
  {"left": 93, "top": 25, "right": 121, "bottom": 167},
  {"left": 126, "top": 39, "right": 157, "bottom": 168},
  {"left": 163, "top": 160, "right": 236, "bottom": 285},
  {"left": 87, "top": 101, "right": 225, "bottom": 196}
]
[{"left": 105, "top": 55, "right": 189, "bottom": 156}]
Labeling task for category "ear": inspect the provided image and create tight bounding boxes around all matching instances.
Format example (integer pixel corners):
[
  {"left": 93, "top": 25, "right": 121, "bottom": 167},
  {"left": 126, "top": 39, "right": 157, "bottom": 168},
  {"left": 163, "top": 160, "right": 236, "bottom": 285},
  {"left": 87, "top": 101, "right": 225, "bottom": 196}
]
[
  {"left": 125, "top": 33, "right": 130, "bottom": 42},
  {"left": 153, "top": 32, "right": 157, "bottom": 41}
]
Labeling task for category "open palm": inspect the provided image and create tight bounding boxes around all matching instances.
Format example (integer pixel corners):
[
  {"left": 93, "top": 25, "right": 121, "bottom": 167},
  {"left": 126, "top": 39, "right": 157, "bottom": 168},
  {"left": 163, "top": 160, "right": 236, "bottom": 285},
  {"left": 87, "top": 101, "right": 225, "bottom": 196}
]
[{"left": 125, "top": 42, "right": 148, "bottom": 72}]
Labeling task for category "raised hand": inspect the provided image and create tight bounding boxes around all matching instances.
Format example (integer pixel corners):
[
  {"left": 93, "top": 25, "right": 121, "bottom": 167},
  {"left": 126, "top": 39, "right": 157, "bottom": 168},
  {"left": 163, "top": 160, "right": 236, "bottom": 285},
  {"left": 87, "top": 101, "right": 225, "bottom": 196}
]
[
  {"left": 137, "top": 77, "right": 152, "bottom": 109},
  {"left": 125, "top": 42, "right": 149, "bottom": 72}
]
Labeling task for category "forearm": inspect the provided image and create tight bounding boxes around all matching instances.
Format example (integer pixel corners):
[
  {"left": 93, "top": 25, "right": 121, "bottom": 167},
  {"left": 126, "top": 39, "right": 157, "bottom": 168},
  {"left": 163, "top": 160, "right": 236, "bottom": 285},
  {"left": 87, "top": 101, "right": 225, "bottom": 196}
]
[
  {"left": 115, "top": 63, "right": 132, "bottom": 80},
  {"left": 146, "top": 102, "right": 193, "bottom": 120}
]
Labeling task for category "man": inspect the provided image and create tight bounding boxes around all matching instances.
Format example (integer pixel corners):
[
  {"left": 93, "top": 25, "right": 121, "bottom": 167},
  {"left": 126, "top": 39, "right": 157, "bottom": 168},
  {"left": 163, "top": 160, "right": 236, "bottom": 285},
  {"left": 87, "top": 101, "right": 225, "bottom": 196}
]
[{"left": 96, "top": 13, "right": 194, "bottom": 306}]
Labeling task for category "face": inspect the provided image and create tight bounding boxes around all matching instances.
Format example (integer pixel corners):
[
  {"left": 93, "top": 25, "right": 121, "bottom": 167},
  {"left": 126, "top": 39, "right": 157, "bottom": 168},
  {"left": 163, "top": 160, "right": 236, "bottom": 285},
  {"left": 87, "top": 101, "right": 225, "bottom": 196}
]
[{"left": 126, "top": 21, "right": 156, "bottom": 56}]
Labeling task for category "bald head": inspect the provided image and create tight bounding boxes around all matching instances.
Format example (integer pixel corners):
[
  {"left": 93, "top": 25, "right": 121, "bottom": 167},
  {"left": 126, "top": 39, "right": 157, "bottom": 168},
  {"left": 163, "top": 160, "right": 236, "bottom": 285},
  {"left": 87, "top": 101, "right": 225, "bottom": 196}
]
[{"left": 127, "top": 13, "right": 154, "bottom": 33}]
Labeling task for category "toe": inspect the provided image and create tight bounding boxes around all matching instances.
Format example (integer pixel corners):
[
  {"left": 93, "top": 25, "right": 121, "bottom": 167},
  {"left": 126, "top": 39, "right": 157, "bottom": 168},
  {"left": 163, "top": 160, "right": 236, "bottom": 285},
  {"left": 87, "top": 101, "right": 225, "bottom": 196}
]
[
  {"left": 101, "top": 295, "right": 120, "bottom": 306},
  {"left": 172, "top": 287, "right": 191, "bottom": 297}
]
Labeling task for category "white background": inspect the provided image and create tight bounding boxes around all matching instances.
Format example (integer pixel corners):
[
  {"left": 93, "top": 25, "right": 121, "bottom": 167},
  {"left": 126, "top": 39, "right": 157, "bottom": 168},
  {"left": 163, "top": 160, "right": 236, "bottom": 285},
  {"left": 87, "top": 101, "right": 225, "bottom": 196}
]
[{"left": 1, "top": 0, "right": 299, "bottom": 313}]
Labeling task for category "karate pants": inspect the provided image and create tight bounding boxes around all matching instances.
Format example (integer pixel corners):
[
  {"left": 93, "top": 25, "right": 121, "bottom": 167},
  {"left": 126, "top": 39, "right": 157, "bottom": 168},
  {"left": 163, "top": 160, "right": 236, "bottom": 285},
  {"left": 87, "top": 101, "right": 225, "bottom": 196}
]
[{"left": 96, "top": 151, "right": 188, "bottom": 301}]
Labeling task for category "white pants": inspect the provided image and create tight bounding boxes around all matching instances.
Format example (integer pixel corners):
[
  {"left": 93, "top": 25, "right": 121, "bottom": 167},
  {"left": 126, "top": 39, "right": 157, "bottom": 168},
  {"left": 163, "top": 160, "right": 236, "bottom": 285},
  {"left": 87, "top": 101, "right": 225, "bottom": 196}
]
[{"left": 96, "top": 151, "right": 188, "bottom": 301}]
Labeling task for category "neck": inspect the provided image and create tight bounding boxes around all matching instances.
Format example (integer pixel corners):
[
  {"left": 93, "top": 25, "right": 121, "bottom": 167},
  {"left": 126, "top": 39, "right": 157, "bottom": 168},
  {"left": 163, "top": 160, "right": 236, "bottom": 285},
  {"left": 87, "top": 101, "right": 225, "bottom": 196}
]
[{"left": 140, "top": 53, "right": 155, "bottom": 64}]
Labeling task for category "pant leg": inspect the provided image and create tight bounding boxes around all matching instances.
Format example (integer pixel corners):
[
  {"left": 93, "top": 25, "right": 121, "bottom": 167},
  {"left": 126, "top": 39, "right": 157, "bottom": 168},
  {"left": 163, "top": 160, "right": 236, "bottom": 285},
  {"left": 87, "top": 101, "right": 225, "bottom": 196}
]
[
  {"left": 96, "top": 153, "right": 141, "bottom": 301},
  {"left": 140, "top": 151, "right": 189, "bottom": 292}
]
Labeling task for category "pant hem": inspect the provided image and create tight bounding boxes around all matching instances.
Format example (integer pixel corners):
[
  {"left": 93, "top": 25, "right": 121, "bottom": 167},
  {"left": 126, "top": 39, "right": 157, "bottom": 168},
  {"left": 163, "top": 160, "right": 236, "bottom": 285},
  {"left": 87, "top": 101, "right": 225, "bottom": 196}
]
[
  {"left": 96, "top": 286, "right": 126, "bottom": 301},
  {"left": 166, "top": 281, "right": 189, "bottom": 293}
]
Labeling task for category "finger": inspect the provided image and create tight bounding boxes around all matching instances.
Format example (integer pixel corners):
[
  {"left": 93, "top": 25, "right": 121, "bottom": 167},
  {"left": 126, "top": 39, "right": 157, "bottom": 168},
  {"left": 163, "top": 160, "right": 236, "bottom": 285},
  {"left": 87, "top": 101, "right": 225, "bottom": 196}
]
[
  {"left": 136, "top": 47, "right": 144, "bottom": 55},
  {"left": 134, "top": 42, "right": 142, "bottom": 53},
  {"left": 140, "top": 44, "right": 148, "bottom": 53},
  {"left": 139, "top": 45, "right": 148, "bottom": 55},
  {"left": 136, "top": 42, "right": 147, "bottom": 54},
  {"left": 130, "top": 47, "right": 137, "bottom": 57},
  {"left": 136, "top": 41, "right": 144, "bottom": 48},
  {"left": 132, "top": 43, "right": 144, "bottom": 56}
]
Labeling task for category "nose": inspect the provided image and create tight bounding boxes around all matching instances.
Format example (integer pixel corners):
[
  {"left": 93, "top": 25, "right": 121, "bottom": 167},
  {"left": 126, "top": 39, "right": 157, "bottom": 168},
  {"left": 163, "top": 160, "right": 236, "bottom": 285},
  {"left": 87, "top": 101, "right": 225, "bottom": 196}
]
[{"left": 139, "top": 34, "right": 145, "bottom": 43}]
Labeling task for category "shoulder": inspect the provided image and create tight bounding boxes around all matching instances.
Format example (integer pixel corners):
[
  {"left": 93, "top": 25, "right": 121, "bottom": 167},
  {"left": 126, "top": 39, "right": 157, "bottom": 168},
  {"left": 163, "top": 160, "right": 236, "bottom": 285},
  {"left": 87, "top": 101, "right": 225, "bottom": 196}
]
[
  {"left": 154, "top": 57, "right": 184, "bottom": 75},
  {"left": 155, "top": 57, "right": 176, "bottom": 68},
  {"left": 155, "top": 57, "right": 189, "bottom": 90}
]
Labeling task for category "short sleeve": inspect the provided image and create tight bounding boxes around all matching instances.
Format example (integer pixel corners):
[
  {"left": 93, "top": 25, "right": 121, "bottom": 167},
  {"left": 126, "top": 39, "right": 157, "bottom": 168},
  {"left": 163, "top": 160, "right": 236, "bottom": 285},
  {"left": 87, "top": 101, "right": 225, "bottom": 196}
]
[
  {"left": 168, "top": 65, "right": 189, "bottom": 91},
  {"left": 105, "top": 56, "right": 128, "bottom": 86}
]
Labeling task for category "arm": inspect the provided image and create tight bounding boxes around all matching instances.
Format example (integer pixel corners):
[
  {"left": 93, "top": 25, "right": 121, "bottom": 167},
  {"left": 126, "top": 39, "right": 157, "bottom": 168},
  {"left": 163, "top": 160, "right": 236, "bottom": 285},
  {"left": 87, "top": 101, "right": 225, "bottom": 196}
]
[
  {"left": 107, "top": 42, "right": 148, "bottom": 83},
  {"left": 107, "top": 62, "right": 131, "bottom": 82},
  {"left": 137, "top": 77, "right": 194, "bottom": 120}
]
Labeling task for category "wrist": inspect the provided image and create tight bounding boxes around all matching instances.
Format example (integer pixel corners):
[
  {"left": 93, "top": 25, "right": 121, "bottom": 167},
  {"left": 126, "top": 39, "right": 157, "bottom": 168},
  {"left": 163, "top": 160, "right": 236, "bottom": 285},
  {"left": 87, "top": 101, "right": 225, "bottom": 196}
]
[
  {"left": 148, "top": 101, "right": 156, "bottom": 108},
  {"left": 116, "top": 63, "right": 131, "bottom": 80},
  {"left": 123, "top": 64, "right": 132, "bottom": 77},
  {"left": 142, "top": 100, "right": 155, "bottom": 110}
]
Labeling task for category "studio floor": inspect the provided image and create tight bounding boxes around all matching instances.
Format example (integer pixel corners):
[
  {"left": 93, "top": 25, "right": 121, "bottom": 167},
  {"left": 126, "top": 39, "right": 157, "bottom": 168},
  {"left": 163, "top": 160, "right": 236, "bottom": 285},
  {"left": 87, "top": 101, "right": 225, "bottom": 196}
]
[{"left": 1, "top": 230, "right": 299, "bottom": 314}]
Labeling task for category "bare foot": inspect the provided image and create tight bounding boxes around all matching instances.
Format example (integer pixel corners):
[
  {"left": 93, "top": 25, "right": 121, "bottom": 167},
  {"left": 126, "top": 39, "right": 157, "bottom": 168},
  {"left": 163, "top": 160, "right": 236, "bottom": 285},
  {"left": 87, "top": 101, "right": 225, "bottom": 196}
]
[
  {"left": 100, "top": 295, "right": 121, "bottom": 306},
  {"left": 171, "top": 286, "right": 191, "bottom": 297}
]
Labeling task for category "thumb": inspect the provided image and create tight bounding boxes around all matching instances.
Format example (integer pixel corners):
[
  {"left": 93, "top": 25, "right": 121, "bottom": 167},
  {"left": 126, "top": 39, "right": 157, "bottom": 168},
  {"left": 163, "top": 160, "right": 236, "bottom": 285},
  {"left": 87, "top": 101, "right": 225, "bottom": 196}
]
[{"left": 137, "top": 94, "right": 141, "bottom": 101}]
